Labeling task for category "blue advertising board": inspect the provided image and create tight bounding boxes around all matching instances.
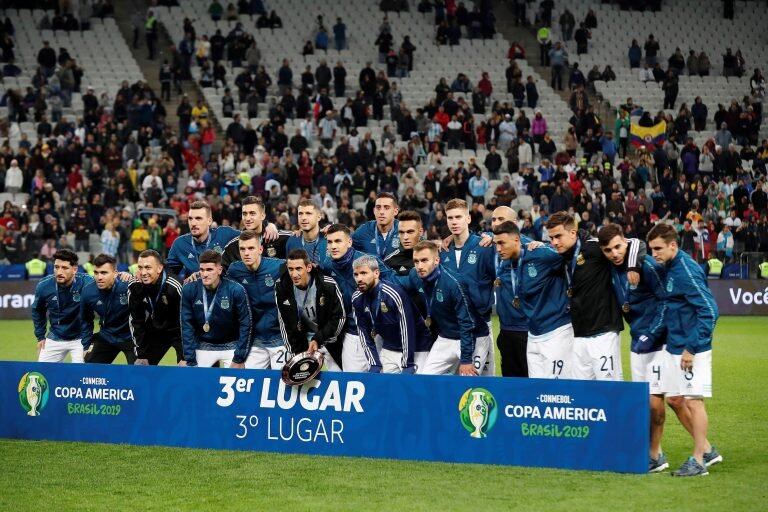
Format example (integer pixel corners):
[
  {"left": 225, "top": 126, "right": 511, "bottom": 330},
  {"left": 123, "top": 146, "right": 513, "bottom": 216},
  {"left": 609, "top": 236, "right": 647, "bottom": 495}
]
[{"left": 1, "top": 362, "right": 649, "bottom": 473}]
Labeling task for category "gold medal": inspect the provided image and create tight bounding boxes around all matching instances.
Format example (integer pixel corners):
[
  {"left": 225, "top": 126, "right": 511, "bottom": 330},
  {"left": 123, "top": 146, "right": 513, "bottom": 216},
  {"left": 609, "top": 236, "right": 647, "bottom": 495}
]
[
  {"left": 203, "top": 322, "right": 210, "bottom": 333},
  {"left": 576, "top": 254, "right": 585, "bottom": 265},
  {"left": 567, "top": 288, "right": 574, "bottom": 298},
  {"left": 513, "top": 297, "right": 521, "bottom": 309},
  {"left": 425, "top": 317, "right": 432, "bottom": 328},
  {"left": 297, "top": 322, "right": 303, "bottom": 332},
  {"left": 494, "top": 278, "right": 501, "bottom": 288},
  {"left": 622, "top": 303, "right": 630, "bottom": 313},
  {"left": 371, "top": 330, "right": 377, "bottom": 338}
]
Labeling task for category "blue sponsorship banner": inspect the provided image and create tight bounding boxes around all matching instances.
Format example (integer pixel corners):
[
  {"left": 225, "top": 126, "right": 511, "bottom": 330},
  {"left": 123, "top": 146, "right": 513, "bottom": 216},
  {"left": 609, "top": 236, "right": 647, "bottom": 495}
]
[{"left": 0, "top": 362, "right": 649, "bottom": 473}]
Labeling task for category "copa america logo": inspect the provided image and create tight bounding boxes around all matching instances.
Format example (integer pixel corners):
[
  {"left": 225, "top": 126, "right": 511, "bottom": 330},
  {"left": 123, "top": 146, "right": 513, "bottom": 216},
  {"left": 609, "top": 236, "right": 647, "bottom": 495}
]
[
  {"left": 458, "top": 388, "right": 498, "bottom": 438},
  {"left": 18, "top": 372, "right": 50, "bottom": 417}
]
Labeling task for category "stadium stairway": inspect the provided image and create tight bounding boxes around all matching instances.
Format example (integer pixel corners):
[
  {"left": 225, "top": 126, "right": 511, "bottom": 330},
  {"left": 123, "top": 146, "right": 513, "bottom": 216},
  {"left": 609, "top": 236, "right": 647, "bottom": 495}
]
[
  {"left": 493, "top": 1, "right": 570, "bottom": 106},
  {"left": 111, "top": 0, "right": 225, "bottom": 151}
]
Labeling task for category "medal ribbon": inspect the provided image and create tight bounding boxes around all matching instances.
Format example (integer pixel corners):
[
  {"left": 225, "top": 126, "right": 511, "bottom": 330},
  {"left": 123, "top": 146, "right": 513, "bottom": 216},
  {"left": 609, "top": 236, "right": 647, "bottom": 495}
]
[
  {"left": 565, "top": 239, "right": 581, "bottom": 293},
  {"left": 201, "top": 283, "right": 219, "bottom": 329},
  {"left": 148, "top": 271, "right": 167, "bottom": 317}
]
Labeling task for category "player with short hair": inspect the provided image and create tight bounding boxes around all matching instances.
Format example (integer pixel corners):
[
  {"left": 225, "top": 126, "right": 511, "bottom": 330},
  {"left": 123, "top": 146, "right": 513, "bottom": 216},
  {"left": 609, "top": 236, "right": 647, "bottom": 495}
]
[
  {"left": 222, "top": 196, "right": 290, "bottom": 268},
  {"left": 166, "top": 200, "right": 240, "bottom": 277},
  {"left": 647, "top": 223, "right": 721, "bottom": 477},
  {"left": 80, "top": 254, "right": 135, "bottom": 364},
  {"left": 409, "top": 241, "right": 476, "bottom": 375},
  {"left": 180, "top": 250, "right": 252, "bottom": 367},
  {"left": 546, "top": 211, "right": 642, "bottom": 381},
  {"left": 32, "top": 249, "right": 94, "bottom": 363},
  {"left": 129, "top": 250, "right": 185, "bottom": 366},
  {"left": 285, "top": 199, "right": 328, "bottom": 264},
  {"left": 352, "top": 192, "right": 401, "bottom": 259},
  {"left": 275, "top": 249, "right": 345, "bottom": 370},
  {"left": 440, "top": 199, "right": 495, "bottom": 375},
  {"left": 492, "top": 222, "right": 573, "bottom": 378},
  {"left": 490, "top": 208, "right": 530, "bottom": 377},
  {"left": 226, "top": 230, "right": 285, "bottom": 369},
  {"left": 598, "top": 224, "right": 672, "bottom": 471},
  {"left": 384, "top": 210, "right": 433, "bottom": 368},
  {"left": 352, "top": 255, "right": 427, "bottom": 373},
  {"left": 319, "top": 224, "right": 396, "bottom": 372}
]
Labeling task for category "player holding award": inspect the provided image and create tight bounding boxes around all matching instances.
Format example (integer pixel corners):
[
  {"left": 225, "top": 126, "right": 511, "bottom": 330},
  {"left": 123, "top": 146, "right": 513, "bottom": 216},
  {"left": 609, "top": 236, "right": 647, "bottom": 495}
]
[{"left": 275, "top": 249, "right": 346, "bottom": 370}]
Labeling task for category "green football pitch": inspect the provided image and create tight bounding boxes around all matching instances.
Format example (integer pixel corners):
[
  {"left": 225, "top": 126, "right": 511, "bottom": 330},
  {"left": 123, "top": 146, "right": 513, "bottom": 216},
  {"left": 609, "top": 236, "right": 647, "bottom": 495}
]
[{"left": 1, "top": 318, "right": 766, "bottom": 511}]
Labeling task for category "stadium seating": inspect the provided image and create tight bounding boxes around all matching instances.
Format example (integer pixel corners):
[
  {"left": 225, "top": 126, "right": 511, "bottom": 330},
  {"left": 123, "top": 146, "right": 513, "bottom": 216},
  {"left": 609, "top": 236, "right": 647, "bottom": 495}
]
[{"left": 551, "top": 0, "right": 768, "bottom": 143}]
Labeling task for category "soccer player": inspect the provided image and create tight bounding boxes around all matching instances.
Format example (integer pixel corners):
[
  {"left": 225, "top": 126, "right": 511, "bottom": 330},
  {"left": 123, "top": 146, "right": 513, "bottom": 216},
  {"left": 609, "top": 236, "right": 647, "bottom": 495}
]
[
  {"left": 352, "top": 192, "right": 400, "bottom": 259},
  {"left": 285, "top": 199, "right": 328, "bottom": 264},
  {"left": 80, "top": 254, "right": 135, "bottom": 364},
  {"left": 546, "top": 211, "right": 642, "bottom": 381},
  {"left": 492, "top": 222, "right": 573, "bottom": 378},
  {"left": 352, "top": 255, "right": 427, "bottom": 373},
  {"left": 384, "top": 210, "right": 433, "bottom": 369},
  {"left": 598, "top": 224, "right": 671, "bottom": 471},
  {"left": 410, "top": 241, "right": 476, "bottom": 375},
  {"left": 129, "top": 250, "right": 185, "bottom": 366},
  {"left": 440, "top": 199, "right": 495, "bottom": 374},
  {"left": 319, "top": 224, "right": 396, "bottom": 372},
  {"left": 222, "top": 196, "right": 290, "bottom": 268},
  {"left": 384, "top": 210, "right": 423, "bottom": 275},
  {"left": 275, "top": 249, "right": 345, "bottom": 370},
  {"left": 32, "top": 249, "right": 94, "bottom": 363},
  {"left": 166, "top": 200, "right": 240, "bottom": 277},
  {"left": 180, "top": 250, "right": 252, "bottom": 367},
  {"left": 647, "top": 223, "right": 721, "bottom": 477},
  {"left": 226, "top": 230, "right": 285, "bottom": 369},
  {"left": 490, "top": 206, "right": 529, "bottom": 377}
]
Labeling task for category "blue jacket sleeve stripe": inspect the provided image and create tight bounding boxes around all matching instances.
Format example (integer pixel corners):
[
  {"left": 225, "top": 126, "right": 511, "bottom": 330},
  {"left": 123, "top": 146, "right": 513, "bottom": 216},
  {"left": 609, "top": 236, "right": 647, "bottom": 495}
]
[
  {"left": 382, "top": 284, "right": 410, "bottom": 368},
  {"left": 679, "top": 256, "right": 718, "bottom": 352},
  {"left": 352, "top": 292, "right": 381, "bottom": 370}
]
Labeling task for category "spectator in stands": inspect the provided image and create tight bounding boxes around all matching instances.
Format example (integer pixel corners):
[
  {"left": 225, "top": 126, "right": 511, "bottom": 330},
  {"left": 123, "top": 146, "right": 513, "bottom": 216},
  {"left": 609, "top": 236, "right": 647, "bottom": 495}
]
[
  {"left": 37, "top": 41, "right": 56, "bottom": 77},
  {"left": 468, "top": 169, "right": 489, "bottom": 205},
  {"left": 750, "top": 69, "right": 765, "bottom": 98},
  {"left": 507, "top": 41, "right": 525, "bottom": 60},
  {"left": 100, "top": 221, "right": 120, "bottom": 258},
  {"left": 559, "top": 8, "right": 575, "bottom": 42},
  {"left": 4, "top": 159, "right": 22, "bottom": 194},
  {"left": 574, "top": 23, "right": 590, "bottom": 55},
  {"left": 209, "top": 0, "right": 224, "bottom": 21},
  {"left": 644, "top": 34, "right": 659, "bottom": 66},
  {"left": 332, "top": 18, "right": 347, "bottom": 51},
  {"left": 690, "top": 96, "right": 708, "bottom": 132},
  {"left": 715, "top": 123, "right": 733, "bottom": 148},
  {"left": 627, "top": 39, "right": 642, "bottom": 69},
  {"left": 269, "top": 10, "right": 283, "bottom": 28},
  {"left": 639, "top": 63, "right": 654, "bottom": 83},
  {"left": 548, "top": 42, "right": 567, "bottom": 91},
  {"left": 663, "top": 71, "right": 679, "bottom": 109},
  {"left": 698, "top": 51, "right": 711, "bottom": 76},
  {"left": 568, "top": 62, "right": 587, "bottom": 90},
  {"left": 722, "top": 48, "right": 737, "bottom": 77},
  {"left": 686, "top": 50, "right": 699, "bottom": 76},
  {"left": 225, "top": 3, "right": 238, "bottom": 21}
]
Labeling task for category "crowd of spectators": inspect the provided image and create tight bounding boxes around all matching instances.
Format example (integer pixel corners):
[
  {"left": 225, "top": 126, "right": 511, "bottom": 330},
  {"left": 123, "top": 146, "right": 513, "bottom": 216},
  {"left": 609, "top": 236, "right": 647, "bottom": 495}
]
[{"left": 0, "top": 1, "right": 766, "bottom": 271}]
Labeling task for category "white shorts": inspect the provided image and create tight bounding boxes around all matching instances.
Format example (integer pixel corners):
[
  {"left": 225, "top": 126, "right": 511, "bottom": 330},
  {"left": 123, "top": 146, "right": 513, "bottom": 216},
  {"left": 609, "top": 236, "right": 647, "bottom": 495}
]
[
  {"left": 341, "top": 333, "right": 370, "bottom": 373},
  {"left": 419, "top": 336, "right": 460, "bottom": 375},
  {"left": 526, "top": 323, "right": 574, "bottom": 379},
  {"left": 413, "top": 351, "right": 430, "bottom": 373},
  {"left": 663, "top": 349, "right": 712, "bottom": 398},
  {"left": 572, "top": 331, "right": 623, "bottom": 381},
  {"left": 245, "top": 346, "right": 287, "bottom": 370},
  {"left": 380, "top": 348, "right": 405, "bottom": 374},
  {"left": 480, "top": 320, "right": 496, "bottom": 376},
  {"left": 473, "top": 334, "right": 491, "bottom": 374},
  {"left": 319, "top": 345, "right": 342, "bottom": 372},
  {"left": 38, "top": 338, "right": 84, "bottom": 363},
  {"left": 630, "top": 348, "right": 666, "bottom": 395},
  {"left": 196, "top": 349, "right": 235, "bottom": 368}
]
